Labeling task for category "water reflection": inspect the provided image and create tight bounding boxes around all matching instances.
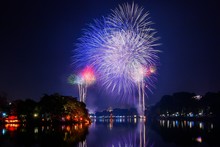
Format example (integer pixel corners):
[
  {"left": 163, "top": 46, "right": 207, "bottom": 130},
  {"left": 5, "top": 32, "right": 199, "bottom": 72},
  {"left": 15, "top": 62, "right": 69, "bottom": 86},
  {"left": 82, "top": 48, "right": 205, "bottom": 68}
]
[
  {"left": 88, "top": 118, "right": 154, "bottom": 147},
  {"left": 0, "top": 123, "right": 89, "bottom": 146},
  {"left": 62, "top": 124, "right": 88, "bottom": 145},
  {"left": 0, "top": 119, "right": 219, "bottom": 147},
  {"left": 195, "top": 136, "right": 202, "bottom": 143},
  {"left": 110, "top": 120, "right": 151, "bottom": 147},
  {"left": 159, "top": 119, "right": 213, "bottom": 130},
  {"left": 153, "top": 119, "right": 219, "bottom": 146}
]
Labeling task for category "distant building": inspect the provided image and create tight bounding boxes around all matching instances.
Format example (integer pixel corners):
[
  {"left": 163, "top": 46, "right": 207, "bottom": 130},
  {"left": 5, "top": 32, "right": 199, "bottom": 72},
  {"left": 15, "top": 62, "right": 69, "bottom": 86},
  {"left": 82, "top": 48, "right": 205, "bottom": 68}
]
[
  {"left": 192, "top": 95, "right": 202, "bottom": 100},
  {"left": 107, "top": 107, "right": 113, "bottom": 112}
]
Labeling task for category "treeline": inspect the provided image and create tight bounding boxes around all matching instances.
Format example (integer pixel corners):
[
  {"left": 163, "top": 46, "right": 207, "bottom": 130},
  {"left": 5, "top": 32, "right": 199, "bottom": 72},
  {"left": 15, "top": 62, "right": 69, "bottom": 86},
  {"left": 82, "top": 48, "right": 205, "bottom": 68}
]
[
  {"left": 147, "top": 92, "right": 220, "bottom": 119},
  {"left": 0, "top": 93, "right": 90, "bottom": 123}
]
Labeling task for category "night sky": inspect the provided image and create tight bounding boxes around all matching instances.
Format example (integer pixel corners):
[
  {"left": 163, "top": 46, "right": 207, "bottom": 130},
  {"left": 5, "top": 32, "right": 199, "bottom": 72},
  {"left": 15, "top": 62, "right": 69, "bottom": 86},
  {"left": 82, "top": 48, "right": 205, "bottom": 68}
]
[{"left": 1, "top": 0, "right": 220, "bottom": 111}]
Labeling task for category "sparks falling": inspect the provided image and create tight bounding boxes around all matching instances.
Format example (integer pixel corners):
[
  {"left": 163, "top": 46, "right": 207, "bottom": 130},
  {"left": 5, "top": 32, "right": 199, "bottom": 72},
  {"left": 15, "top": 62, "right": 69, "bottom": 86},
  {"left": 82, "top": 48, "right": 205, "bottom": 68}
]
[
  {"left": 68, "top": 66, "right": 96, "bottom": 103},
  {"left": 73, "top": 2, "right": 160, "bottom": 114}
]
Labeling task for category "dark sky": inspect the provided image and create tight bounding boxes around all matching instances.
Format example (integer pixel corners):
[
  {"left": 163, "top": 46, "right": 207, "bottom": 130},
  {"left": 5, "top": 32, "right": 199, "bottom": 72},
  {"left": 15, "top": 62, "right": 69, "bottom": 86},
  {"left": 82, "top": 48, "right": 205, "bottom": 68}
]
[{"left": 1, "top": 0, "right": 220, "bottom": 111}]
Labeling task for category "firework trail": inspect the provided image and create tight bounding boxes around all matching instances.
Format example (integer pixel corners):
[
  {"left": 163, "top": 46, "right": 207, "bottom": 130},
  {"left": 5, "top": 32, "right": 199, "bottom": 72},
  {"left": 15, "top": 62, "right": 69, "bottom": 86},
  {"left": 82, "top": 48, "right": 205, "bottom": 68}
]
[
  {"left": 68, "top": 74, "right": 84, "bottom": 102},
  {"left": 74, "top": 3, "right": 160, "bottom": 114},
  {"left": 68, "top": 66, "right": 95, "bottom": 103}
]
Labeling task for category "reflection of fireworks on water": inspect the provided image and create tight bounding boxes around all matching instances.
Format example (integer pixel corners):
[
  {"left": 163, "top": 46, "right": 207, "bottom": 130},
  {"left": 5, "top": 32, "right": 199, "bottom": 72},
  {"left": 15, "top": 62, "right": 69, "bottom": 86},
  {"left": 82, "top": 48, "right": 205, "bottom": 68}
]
[
  {"left": 109, "top": 133, "right": 136, "bottom": 147},
  {"left": 74, "top": 3, "right": 160, "bottom": 112},
  {"left": 108, "top": 121, "right": 154, "bottom": 147},
  {"left": 78, "top": 140, "right": 87, "bottom": 147},
  {"left": 68, "top": 66, "right": 95, "bottom": 102}
]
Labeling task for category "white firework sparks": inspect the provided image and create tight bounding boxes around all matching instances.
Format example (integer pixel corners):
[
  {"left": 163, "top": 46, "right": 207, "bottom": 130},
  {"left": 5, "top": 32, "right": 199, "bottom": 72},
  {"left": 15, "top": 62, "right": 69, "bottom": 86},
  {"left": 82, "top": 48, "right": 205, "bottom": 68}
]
[{"left": 74, "top": 3, "right": 160, "bottom": 114}]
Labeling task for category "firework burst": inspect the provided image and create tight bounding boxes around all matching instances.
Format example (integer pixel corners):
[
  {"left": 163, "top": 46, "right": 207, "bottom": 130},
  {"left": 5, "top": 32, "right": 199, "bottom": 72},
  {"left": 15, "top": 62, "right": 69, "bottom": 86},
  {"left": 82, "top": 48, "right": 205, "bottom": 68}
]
[
  {"left": 68, "top": 66, "right": 96, "bottom": 103},
  {"left": 74, "top": 3, "right": 160, "bottom": 113}
]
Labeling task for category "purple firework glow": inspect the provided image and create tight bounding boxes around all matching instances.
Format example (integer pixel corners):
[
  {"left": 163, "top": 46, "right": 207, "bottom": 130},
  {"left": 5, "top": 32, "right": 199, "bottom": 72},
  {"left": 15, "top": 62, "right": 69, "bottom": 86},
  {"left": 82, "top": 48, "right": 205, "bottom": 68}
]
[{"left": 73, "top": 3, "right": 160, "bottom": 113}]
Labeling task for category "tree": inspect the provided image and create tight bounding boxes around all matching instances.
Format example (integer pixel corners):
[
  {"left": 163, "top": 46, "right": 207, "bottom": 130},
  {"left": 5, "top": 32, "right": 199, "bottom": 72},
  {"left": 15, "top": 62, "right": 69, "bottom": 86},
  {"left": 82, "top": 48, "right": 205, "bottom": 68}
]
[{"left": 0, "top": 92, "right": 8, "bottom": 112}]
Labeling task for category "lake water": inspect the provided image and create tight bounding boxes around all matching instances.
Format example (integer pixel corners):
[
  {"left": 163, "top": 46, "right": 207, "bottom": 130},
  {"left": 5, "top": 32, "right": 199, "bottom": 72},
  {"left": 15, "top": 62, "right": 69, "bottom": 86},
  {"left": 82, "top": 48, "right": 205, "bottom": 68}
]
[{"left": 0, "top": 119, "right": 219, "bottom": 147}]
